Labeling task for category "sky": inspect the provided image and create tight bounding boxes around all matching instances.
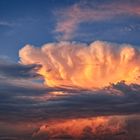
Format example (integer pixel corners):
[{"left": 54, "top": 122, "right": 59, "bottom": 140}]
[
  {"left": 0, "top": 0, "right": 140, "bottom": 61},
  {"left": 0, "top": 0, "right": 140, "bottom": 139}
]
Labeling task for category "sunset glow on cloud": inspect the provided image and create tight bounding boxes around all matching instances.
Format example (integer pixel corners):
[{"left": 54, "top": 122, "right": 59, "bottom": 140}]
[
  {"left": 19, "top": 41, "right": 140, "bottom": 89},
  {"left": 0, "top": 0, "right": 140, "bottom": 139},
  {"left": 33, "top": 116, "right": 125, "bottom": 139}
]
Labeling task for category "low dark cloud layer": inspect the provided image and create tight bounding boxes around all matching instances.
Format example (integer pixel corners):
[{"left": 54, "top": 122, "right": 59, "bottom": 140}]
[
  {"left": 0, "top": 58, "right": 41, "bottom": 79},
  {"left": 0, "top": 57, "right": 140, "bottom": 122},
  {"left": 0, "top": 57, "right": 140, "bottom": 139},
  {"left": 0, "top": 78, "right": 140, "bottom": 123}
]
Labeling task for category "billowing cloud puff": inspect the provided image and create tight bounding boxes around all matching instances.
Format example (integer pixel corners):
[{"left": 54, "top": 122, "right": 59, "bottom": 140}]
[
  {"left": 19, "top": 41, "right": 140, "bottom": 89},
  {"left": 33, "top": 116, "right": 125, "bottom": 139}
]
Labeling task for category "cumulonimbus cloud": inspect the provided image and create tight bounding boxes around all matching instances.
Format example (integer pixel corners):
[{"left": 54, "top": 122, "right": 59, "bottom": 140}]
[{"left": 19, "top": 41, "right": 140, "bottom": 89}]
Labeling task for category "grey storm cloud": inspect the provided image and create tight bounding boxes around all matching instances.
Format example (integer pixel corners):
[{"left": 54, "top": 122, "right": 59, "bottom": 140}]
[
  {"left": 0, "top": 58, "right": 41, "bottom": 79},
  {"left": 0, "top": 81, "right": 140, "bottom": 140},
  {"left": 0, "top": 56, "right": 140, "bottom": 123},
  {"left": 0, "top": 80, "right": 140, "bottom": 123},
  {"left": 0, "top": 56, "right": 140, "bottom": 140}
]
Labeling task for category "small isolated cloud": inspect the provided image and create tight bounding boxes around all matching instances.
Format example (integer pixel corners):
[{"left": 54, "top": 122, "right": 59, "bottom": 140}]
[{"left": 54, "top": 0, "right": 140, "bottom": 40}]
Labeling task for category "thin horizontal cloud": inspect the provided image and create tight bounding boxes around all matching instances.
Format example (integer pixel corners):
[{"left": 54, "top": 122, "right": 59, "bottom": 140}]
[
  {"left": 0, "top": 21, "right": 14, "bottom": 27},
  {"left": 0, "top": 80, "right": 140, "bottom": 123},
  {"left": 0, "top": 58, "right": 41, "bottom": 79}
]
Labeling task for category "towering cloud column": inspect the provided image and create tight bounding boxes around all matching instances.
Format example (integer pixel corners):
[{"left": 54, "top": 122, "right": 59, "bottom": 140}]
[{"left": 19, "top": 41, "right": 140, "bottom": 89}]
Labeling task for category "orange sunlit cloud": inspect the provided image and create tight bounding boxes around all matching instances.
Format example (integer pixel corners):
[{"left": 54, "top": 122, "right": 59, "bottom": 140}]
[
  {"left": 19, "top": 41, "right": 140, "bottom": 89},
  {"left": 33, "top": 116, "right": 125, "bottom": 139}
]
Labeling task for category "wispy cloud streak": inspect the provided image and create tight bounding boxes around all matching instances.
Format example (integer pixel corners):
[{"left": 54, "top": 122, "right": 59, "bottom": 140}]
[{"left": 55, "top": 1, "right": 140, "bottom": 40}]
